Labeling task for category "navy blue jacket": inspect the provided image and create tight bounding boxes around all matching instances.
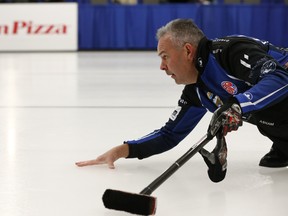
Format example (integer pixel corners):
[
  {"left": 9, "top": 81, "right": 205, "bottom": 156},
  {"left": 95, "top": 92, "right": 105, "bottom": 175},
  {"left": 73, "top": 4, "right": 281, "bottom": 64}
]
[{"left": 126, "top": 35, "right": 288, "bottom": 159}]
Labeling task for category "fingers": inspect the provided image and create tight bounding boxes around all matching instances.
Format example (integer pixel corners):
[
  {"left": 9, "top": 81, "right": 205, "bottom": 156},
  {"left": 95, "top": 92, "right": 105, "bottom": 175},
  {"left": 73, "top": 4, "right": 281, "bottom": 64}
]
[
  {"left": 75, "top": 145, "right": 128, "bottom": 169},
  {"left": 75, "top": 158, "right": 115, "bottom": 169},
  {"left": 107, "top": 161, "right": 115, "bottom": 169},
  {"left": 75, "top": 159, "right": 100, "bottom": 167}
]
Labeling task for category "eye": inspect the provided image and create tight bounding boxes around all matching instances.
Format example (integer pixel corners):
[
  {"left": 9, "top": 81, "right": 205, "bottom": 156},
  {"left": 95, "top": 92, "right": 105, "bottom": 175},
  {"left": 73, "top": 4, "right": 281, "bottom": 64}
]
[{"left": 162, "top": 55, "right": 168, "bottom": 60}]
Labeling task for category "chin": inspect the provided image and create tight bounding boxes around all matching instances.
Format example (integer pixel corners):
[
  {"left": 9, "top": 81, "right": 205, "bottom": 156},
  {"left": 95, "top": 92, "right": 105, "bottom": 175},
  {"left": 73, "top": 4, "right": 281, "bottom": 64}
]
[{"left": 174, "top": 80, "right": 184, "bottom": 85}]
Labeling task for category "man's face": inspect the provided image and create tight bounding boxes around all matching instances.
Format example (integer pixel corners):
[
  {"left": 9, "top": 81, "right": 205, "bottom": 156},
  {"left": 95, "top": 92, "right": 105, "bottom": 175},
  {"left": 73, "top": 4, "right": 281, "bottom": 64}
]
[{"left": 157, "top": 35, "right": 198, "bottom": 85}]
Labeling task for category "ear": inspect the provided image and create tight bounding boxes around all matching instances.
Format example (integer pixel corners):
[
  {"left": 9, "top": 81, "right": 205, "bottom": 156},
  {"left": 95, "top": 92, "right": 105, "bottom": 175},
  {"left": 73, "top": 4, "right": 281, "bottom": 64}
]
[{"left": 183, "top": 43, "right": 196, "bottom": 61}]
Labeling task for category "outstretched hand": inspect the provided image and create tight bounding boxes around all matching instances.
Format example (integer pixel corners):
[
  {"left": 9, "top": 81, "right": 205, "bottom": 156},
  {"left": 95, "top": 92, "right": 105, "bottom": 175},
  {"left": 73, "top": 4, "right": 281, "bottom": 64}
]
[
  {"left": 75, "top": 155, "right": 116, "bottom": 169},
  {"left": 75, "top": 144, "right": 129, "bottom": 169}
]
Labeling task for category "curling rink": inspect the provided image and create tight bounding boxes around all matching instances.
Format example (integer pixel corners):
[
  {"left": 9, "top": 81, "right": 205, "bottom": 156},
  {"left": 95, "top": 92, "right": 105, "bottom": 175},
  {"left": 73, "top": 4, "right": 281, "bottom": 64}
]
[{"left": 0, "top": 51, "right": 287, "bottom": 216}]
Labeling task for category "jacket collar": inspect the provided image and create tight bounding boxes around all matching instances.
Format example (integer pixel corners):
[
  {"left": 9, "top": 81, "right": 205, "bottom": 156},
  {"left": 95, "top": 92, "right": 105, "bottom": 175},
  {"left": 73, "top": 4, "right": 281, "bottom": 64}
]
[{"left": 195, "top": 37, "right": 211, "bottom": 76}]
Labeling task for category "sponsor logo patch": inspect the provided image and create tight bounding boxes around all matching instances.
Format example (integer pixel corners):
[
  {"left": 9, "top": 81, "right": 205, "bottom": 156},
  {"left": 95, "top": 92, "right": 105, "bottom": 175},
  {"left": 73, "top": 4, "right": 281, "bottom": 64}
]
[
  {"left": 261, "top": 60, "right": 276, "bottom": 74},
  {"left": 170, "top": 106, "right": 182, "bottom": 121},
  {"left": 221, "top": 81, "right": 238, "bottom": 95},
  {"left": 244, "top": 92, "right": 253, "bottom": 100}
]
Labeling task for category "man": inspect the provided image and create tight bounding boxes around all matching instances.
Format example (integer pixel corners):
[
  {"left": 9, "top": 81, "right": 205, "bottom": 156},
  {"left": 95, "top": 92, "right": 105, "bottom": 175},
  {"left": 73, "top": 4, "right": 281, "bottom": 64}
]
[{"left": 76, "top": 19, "right": 288, "bottom": 182}]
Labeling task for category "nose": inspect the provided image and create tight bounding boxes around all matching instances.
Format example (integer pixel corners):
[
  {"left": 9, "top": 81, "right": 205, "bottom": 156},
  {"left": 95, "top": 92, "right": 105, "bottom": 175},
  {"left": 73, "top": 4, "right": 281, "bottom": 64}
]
[{"left": 160, "top": 61, "right": 167, "bottom": 71}]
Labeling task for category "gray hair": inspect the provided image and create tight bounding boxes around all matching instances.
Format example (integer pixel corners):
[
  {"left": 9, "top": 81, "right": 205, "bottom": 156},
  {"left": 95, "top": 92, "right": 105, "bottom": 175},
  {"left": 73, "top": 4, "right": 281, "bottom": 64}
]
[{"left": 156, "top": 19, "right": 205, "bottom": 48}]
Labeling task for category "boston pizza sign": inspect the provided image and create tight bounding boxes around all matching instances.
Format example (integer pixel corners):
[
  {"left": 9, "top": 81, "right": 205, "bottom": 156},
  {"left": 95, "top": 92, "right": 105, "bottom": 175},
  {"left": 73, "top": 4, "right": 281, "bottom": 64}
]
[
  {"left": 0, "top": 21, "right": 68, "bottom": 35},
  {"left": 0, "top": 3, "right": 77, "bottom": 51}
]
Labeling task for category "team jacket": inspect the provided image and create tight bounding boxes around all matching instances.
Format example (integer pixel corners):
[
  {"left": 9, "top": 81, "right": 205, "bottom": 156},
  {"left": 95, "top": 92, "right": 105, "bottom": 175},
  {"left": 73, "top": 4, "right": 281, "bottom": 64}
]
[{"left": 126, "top": 35, "right": 288, "bottom": 159}]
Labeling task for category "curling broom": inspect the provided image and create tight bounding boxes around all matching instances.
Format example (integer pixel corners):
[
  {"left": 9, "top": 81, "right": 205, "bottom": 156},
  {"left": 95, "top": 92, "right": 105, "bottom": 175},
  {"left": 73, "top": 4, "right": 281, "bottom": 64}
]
[{"left": 102, "top": 132, "right": 214, "bottom": 215}]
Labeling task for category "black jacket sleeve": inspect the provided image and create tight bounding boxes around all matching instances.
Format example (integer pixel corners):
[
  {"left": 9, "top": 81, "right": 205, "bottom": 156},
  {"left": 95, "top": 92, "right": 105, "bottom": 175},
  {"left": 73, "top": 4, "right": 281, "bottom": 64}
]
[{"left": 126, "top": 84, "right": 207, "bottom": 159}]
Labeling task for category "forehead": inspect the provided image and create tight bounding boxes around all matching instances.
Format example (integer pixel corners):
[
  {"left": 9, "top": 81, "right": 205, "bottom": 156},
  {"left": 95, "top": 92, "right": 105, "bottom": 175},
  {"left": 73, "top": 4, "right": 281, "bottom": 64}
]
[{"left": 157, "top": 35, "right": 175, "bottom": 55}]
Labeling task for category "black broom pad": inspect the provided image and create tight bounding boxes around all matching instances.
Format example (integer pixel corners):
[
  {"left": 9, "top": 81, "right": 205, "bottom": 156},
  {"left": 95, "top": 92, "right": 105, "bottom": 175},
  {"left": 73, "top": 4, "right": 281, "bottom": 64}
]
[{"left": 102, "top": 189, "right": 157, "bottom": 215}]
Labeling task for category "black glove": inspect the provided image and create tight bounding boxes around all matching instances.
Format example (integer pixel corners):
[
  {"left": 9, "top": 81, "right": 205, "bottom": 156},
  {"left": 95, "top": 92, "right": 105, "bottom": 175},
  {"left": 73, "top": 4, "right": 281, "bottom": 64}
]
[
  {"left": 199, "top": 131, "right": 228, "bottom": 183},
  {"left": 208, "top": 98, "right": 242, "bottom": 137}
]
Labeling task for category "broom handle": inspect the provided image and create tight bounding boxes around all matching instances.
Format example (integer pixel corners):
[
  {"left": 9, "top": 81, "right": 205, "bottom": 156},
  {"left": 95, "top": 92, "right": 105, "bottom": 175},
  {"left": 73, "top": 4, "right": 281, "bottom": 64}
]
[{"left": 140, "top": 133, "right": 213, "bottom": 195}]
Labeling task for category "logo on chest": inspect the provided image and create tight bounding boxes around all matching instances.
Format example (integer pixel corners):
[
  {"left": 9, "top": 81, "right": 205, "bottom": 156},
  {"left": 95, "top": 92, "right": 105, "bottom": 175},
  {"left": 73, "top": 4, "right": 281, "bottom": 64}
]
[{"left": 221, "top": 81, "right": 238, "bottom": 95}]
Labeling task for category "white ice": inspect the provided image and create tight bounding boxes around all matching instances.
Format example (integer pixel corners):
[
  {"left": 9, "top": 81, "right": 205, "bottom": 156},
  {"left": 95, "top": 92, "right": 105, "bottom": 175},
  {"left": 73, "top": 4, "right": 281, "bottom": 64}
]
[{"left": 0, "top": 51, "right": 287, "bottom": 216}]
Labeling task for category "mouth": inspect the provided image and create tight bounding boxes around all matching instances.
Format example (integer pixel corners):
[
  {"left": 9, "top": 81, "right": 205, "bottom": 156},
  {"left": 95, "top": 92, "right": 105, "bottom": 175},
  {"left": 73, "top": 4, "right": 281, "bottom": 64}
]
[
  {"left": 166, "top": 71, "right": 175, "bottom": 79},
  {"left": 170, "top": 74, "right": 176, "bottom": 79}
]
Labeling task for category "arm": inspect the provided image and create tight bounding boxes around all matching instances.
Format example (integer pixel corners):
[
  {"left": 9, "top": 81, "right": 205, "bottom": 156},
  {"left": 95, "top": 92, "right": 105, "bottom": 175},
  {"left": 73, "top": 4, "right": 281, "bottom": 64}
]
[
  {"left": 126, "top": 104, "right": 207, "bottom": 159},
  {"left": 235, "top": 68, "right": 288, "bottom": 114},
  {"left": 126, "top": 85, "right": 207, "bottom": 159},
  {"left": 215, "top": 36, "right": 288, "bottom": 114},
  {"left": 76, "top": 85, "right": 207, "bottom": 168}
]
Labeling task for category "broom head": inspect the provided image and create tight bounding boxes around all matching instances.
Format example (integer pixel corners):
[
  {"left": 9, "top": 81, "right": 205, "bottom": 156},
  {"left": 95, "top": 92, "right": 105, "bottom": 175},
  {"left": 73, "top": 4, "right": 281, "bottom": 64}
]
[{"left": 102, "top": 189, "right": 157, "bottom": 215}]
